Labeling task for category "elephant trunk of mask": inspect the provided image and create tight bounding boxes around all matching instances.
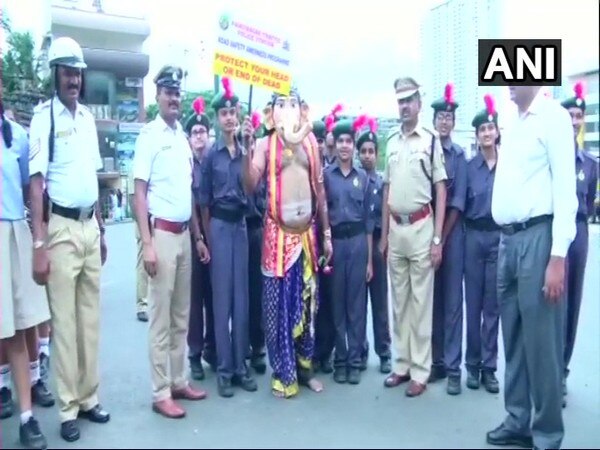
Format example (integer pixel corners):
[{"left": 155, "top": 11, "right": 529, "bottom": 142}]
[{"left": 276, "top": 112, "right": 312, "bottom": 145}]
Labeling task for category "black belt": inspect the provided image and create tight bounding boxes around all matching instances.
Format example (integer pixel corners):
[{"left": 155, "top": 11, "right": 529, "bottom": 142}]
[
  {"left": 211, "top": 206, "right": 245, "bottom": 223},
  {"left": 331, "top": 222, "right": 365, "bottom": 240},
  {"left": 51, "top": 203, "right": 95, "bottom": 221},
  {"left": 576, "top": 213, "right": 588, "bottom": 223},
  {"left": 465, "top": 218, "right": 501, "bottom": 232},
  {"left": 246, "top": 216, "right": 263, "bottom": 229},
  {"left": 500, "top": 214, "right": 553, "bottom": 236}
]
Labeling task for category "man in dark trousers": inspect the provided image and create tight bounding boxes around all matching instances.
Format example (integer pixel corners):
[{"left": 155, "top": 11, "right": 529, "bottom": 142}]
[
  {"left": 199, "top": 78, "right": 257, "bottom": 398},
  {"left": 487, "top": 85, "right": 577, "bottom": 450},
  {"left": 357, "top": 119, "right": 392, "bottom": 374},
  {"left": 429, "top": 83, "right": 468, "bottom": 395},
  {"left": 560, "top": 83, "right": 598, "bottom": 405},
  {"left": 184, "top": 97, "right": 216, "bottom": 379}
]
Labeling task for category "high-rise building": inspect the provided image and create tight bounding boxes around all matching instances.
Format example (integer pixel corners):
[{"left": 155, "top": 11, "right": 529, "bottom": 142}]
[{"left": 421, "top": 0, "right": 503, "bottom": 157}]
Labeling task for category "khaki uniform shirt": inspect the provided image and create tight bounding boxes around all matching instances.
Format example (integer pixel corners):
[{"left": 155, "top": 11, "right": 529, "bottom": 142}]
[{"left": 383, "top": 123, "right": 447, "bottom": 215}]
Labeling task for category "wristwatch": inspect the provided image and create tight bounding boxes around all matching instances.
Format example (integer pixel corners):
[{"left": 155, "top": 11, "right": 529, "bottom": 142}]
[
  {"left": 33, "top": 240, "right": 45, "bottom": 249},
  {"left": 432, "top": 236, "right": 442, "bottom": 246}
]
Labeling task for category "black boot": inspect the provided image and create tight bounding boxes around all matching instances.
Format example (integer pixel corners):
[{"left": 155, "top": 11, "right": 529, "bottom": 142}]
[
  {"left": 0, "top": 387, "right": 13, "bottom": 419},
  {"left": 20, "top": 416, "right": 47, "bottom": 449},
  {"left": 31, "top": 380, "right": 55, "bottom": 408},
  {"left": 466, "top": 369, "right": 480, "bottom": 390},
  {"left": 481, "top": 370, "right": 499, "bottom": 394},
  {"left": 189, "top": 356, "right": 205, "bottom": 381}
]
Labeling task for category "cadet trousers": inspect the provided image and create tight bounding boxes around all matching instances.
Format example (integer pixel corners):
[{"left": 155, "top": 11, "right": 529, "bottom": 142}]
[
  {"left": 46, "top": 213, "right": 101, "bottom": 422},
  {"left": 564, "top": 220, "right": 589, "bottom": 374},
  {"left": 209, "top": 217, "right": 249, "bottom": 380},
  {"left": 247, "top": 223, "right": 265, "bottom": 357},
  {"left": 388, "top": 214, "right": 435, "bottom": 385},
  {"left": 432, "top": 219, "right": 465, "bottom": 376},
  {"left": 148, "top": 228, "right": 192, "bottom": 402},
  {"left": 498, "top": 220, "right": 564, "bottom": 450}
]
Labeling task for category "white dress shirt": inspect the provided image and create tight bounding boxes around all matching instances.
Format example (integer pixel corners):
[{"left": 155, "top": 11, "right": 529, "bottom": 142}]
[
  {"left": 133, "top": 115, "right": 193, "bottom": 223},
  {"left": 491, "top": 90, "right": 578, "bottom": 257},
  {"left": 29, "top": 97, "right": 102, "bottom": 208}
]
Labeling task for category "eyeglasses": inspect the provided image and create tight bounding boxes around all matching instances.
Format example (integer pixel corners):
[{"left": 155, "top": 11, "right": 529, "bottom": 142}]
[{"left": 191, "top": 129, "right": 207, "bottom": 136}]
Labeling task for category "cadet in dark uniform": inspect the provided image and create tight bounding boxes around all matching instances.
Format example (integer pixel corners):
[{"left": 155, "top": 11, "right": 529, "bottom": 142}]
[
  {"left": 357, "top": 120, "right": 392, "bottom": 374},
  {"left": 429, "top": 84, "right": 468, "bottom": 395},
  {"left": 199, "top": 78, "right": 257, "bottom": 397},
  {"left": 313, "top": 119, "right": 335, "bottom": 374},
  {"left": 325, "top": 118, "right": 374, "bottom": 385},
  {"left": 464, "top": 96, "right": 501, "bottom": 394},
  {"left": 560, "top": 84, "right": 599, "bottom": 402},
  {"left": 184, "top": 97, "right": 216, "bottom": 379},
  {"left": 246, "top": 132, "right": 267, "bottom": 375}
]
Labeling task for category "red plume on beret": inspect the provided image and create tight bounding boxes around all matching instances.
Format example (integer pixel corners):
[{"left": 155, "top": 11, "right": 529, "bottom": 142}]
[
  {"left": 368, "top": 117, "right": 378, "bottom": 134},
  {"left": 444, "top": 83, "right": 455, "bottom": 105},
  {"left": 484, "top": 94, "right": 496, "bottom": 116},
  {"left": 574, "top": 81, "right": 585, "bottom": 100},
  {"left": 325, "top": 114, "right": 335, "bottom": 133},
  {"left": 192, "top": 97, "right": 205, "bottom": 115},
  {"left": 353, "top": 114, "right": 369, "bottom": 133},
  {"left": 251, "top": 111, "right": 261, "bottom": 130},
  {"left": 331, "top": 103, "right": 343, "bottom": 117},
  {"left": 222, "top": 77, "right": 233, "bottom": 100}
]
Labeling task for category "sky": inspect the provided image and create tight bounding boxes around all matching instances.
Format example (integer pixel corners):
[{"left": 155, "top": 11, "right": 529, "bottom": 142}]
[{"left": 2, "top": 0, "right": 599, "bottom": 119}]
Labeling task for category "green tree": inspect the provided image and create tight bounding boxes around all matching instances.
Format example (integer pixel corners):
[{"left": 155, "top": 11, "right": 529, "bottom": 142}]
[{"left": 2, "top": 27, "right": 50, "bottom": 126}]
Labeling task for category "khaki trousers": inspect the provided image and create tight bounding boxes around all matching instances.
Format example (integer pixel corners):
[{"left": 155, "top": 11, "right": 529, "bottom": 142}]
[
  {"left": 148, "top": 228, "right": 192, "bottom": 402},
  {"left": 135, "top": 225, "right": 148, "bottom": 313},
  {"left": 388, "top": 214, "right": 434, "bottom": 384},
  {"left": 46, "top": 213, "right": 101, "bottom": 422}
]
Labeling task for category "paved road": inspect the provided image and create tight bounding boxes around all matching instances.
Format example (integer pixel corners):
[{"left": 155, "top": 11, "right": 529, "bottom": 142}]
[{"left": 2, "top": 222, "right": 599, "bottom": 449}]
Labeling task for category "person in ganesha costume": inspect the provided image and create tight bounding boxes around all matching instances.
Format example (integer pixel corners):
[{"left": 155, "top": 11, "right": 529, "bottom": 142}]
[{"left": 241, "top": 88, "right": 333, "bottom": 398}]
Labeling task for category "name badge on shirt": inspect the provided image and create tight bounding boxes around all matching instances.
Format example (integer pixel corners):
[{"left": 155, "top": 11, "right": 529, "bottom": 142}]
[
  {"left": 55, "top": 129, "right": 73, "bottom": 139},
  {"left": 578, "top": 170, "right": 585, "bottom": 181},
  {"left": 353, "top": 177, "right": 360, "bottom": 188},
  {"left": 161, "top": 145, "right": 172, "bottom": 152}
]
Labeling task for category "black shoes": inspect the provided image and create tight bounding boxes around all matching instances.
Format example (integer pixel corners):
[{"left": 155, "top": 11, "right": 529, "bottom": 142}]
[
  {"left": 189, "top": 356, "right": 205, "bottom": 381},
  {"left": 61, "top": 420, "right": 80, "bottom": 442},
  {"left": 347, "top": 368, "right": 361, "bottom": 385},
  {"left": 0, "top": 387, "right": 13, "bottom": 419},
  {"left": 486, "top": 424, "right": 533, "bottom": 448},
  {"left": 481, "top": 371, "right": 500, "bottom": 394},
  {"left": 137, "top": 311, "right": 148, "bottom": 322},
  {"left": 466, "top": 369, "right": 480, "bottom": 390},
  {"left": 232, "top": 374, "right": 258, "bottom": 392},
  {"left": 31, "top": 380, "right": 55, "bottom": 408},
  {"left": 250, "top": 354, "right": 267, "bottom": 375},
  {"left": 447, "top": 375, "right": 461, "bottom": 395},
  {"left": 78, "top": 404, "right": 110, "bottom": 423},
  {"left": 333, "top": 367, "right": 347, "bottom": 384},
  {"left": 428, "top": 365, "right": 447, "bottom": 383},
  {"left": 320, "top": 358, "right": 334, "bottom": 374},
  {"left": 20, "top": 416, "right": 47, "bottom": 449},
  {"left": 218, "top": 377, "right": 234, "bottom": 398},
  {"left": 379, "top": 357, "right": 392, "bottom": 374}
]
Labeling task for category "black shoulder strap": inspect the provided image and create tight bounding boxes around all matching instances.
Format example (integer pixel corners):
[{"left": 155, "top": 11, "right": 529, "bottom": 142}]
[{"left": 419, "top": 134, "right": 436, "bottom": 184}]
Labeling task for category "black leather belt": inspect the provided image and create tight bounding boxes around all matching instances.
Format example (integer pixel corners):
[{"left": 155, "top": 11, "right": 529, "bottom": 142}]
[
  {"left": 465, "top": 218, "right": 501, "bottom": 232},
  {"left": 332, "top": 222, "right": 365, "bottom": 240},
  {"left": 246, "top": 216, "right": 263, "bottom": 229},
  {"left": 211, "top": 206, "right": 245, "bottom": 223},
  {"left": 51, "top": 203, "right": 95, "bottom": 221},
  {"left": 576, "top": 213, "right": 588, "bottom": 223},
  {"left": 500, "top": 214, "right": 553, "bottom": 236}
]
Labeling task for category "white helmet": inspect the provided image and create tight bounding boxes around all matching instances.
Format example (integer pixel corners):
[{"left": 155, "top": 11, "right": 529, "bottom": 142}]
[{"left": 48, "top": 37, "right": 87, "bottom": 69}]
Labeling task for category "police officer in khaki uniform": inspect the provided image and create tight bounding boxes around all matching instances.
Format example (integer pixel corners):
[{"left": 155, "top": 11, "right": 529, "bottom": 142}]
[
  {"left": 379, "top": 77, "right": 447, "bottom": 397},
  {"left": 133, "top": 66, "right": 210, "bottom": 419},
  {"left": 29, "top": 37, "right": 110, "bottom": 442}
]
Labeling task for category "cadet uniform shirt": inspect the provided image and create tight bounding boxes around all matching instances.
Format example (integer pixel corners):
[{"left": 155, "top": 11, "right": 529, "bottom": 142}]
[
  {"left": 367, "top": 171, "right": 384, "bottom": 231},
  {"left": 442, "top": 141, "right": 467, "bottom": 213},
  {"left": 1, "top": 119, "right": 29, "bottom": 220},
  {"left": 133, "top": 115, "right": 193, "bottom": 223},
  {"left": 465, "top": 153, "right": 496, "bottom": 221},
  {"left": 491, "top": 91, "right": 577, "bottom": 257},
  {"left": 29, "top": 97, "right": 102, "bottom": 208},
  {"left": 324, "top": 163, "right": 375, "bottom": 233},
  {"left": 246, "top": 177, "right": 266, "bottom": 220},
  {"left": 575, "top": 150, "right": 598, "bottom": 218},
  {"left": 383, "top": 124, "right": 447, "bottom": 215},
  {"left": 199, "top": 138, "right": 247, "bottom": 212}
]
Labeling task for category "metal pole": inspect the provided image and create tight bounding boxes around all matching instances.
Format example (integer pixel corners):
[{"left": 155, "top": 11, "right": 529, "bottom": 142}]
[
  {"left": 213, "top": 74, "right": 221, "bottom": 140},
  {"left": 248, "top": 84, "right": 254, "bottom": 115}
]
